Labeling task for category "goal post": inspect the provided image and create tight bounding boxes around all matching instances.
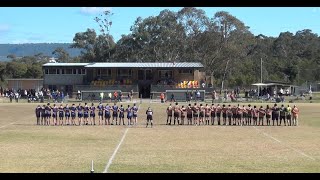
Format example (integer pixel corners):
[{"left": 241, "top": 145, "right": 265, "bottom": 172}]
[{"left": 165, "top": 89, "right": 205, "bottom": 102}]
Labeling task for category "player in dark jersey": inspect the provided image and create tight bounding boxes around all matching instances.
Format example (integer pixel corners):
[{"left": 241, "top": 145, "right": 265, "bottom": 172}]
[
  {"left": 258, "top": 105, "right": 265, "bottom": 126},
  {"left": 166, "top": 104, "right": 173, "bottom": 125},
  {"left": 83, "top": 103, "right": 90, "bottom": 125},
  {"left": 286, "top": 105, "right": 292, "bottom": 126},
  {"left": 64, "top": 104, "right": 71, "bottom": 125},
  {"left": 118, "top": 104, "right": 125, "bottom": 125},
  {"left": 272, "top": 104, "right": 280, "bottom": 126},
  {"left": 58, "top": 104, "right": 64, "bottom": 126},
  {"left": 52, "top": 104, "right": 58, "bottom": 126},
  {"left": 40, "top": 105, "right": 46, "bottom": 125},
  {"left": 104, "top": 104, "right": 111, "bottom": 125},
  {"left": 70, "top": 104, "right": 76, "bottom": 125},
  {"left": 111, "top": 103, "right": 119, "bottom": 125},
  {"left": 35, "top": 105, "right": 41, "bottom": 125},
  {"left": 186, "top": 104, "right": 193, "bottom": 125},
  {"left": 77, "top": 103, "right": 83, "bottom": 126},
  {"left": 45, "top": 103, "right": 52, "bottom": 126},
  {"left": 221, "top": 104, "right": 227, "bottom": 125},
  {"left": 132, "top": 103, "right": 139, "bottom": 126},
  {"left": 242, "top": 105, "right": 247, "bottom": 126},
  {"left": 210, "top": 104, "right": 216, "bottom": 125},
  {"left": 146, "top": 107, "right": 153, "bottom": 128},
  {"left": 90, "top": 103, "right": 96, "bottom": 125},
  {"left": 97, "top": 103, "right": 104, "bottom": 125},
  {"left": 279, "top": 104, "right": 286, "bottom": 126},
  {"left": 180, "top": 105, "right": 186, "bottom": 125},
  {"left": 216, "top": 104, "right": 222, "bottom": 125},
  {"left": 126, "top": 105, "right": 132, "bottom": 126}
]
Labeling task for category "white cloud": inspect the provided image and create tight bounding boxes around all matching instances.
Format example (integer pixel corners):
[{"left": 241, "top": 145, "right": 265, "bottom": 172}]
[
  {"left": 79, "top": 7, "right": 112, "bottom": 15},
  {"left": 0, "top": 24, "right": 10, "bottom": 32}
]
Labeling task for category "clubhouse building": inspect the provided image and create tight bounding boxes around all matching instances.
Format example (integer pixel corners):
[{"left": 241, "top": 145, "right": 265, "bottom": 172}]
[{"left": 42, "top": 62, "right": 206, "bottom": 98}]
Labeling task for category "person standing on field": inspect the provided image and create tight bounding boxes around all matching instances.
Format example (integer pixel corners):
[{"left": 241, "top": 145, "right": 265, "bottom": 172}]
[
  {"left": 279, "top": 104, "right": 287, "bottom": 126},
  {"left": 35, "top": 105, "right": 41, "bottom": 125},
  {"left": 173, "top": 102, "right": 180, "bottom": 125},
  {"left": 166, "top": 104, "right": 173, "bottom": 125},
  {"left": 146, "top": 107, "right": 153, "bottom": 128},
  {"left": 186, "top": 104, "right": 193, "bottom": 125},
  {"left": 286, "top": 105, "right": 292, "bottom": 126},
  {"left": 292, "top": 105, "right": 299, "bottom": 126}
]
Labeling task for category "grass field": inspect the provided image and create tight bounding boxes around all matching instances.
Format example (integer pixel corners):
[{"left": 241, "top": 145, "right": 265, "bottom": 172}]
[{"left": 0, "top": 100, "right": 320, "bottom": 173}]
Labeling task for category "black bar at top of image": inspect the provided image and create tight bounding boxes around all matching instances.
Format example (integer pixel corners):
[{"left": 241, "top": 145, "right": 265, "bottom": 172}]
[{"left": 2, "top": 0, "right": 320, "bottom": 7}]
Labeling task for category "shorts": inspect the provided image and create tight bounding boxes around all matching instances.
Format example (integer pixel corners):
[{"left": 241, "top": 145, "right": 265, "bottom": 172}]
[
  {"left": 174, "top": 112, "right": 179, "bottom": 118},
  {"left": 205, "top": 114, "right": 210, "bottom": 118},
  {"left": 127, "top": 115, "right": 132, "bottom": 119},
  {"left": 243, "top": 113, "right": 247, "bottom": 118},
  {"left": 238, "top": 114, "right": 242, "bottom": 119},
  {"left": 227, "top": 115, "right": 232, "bottom": 119},
  {"left": 84, "top": 113, "right": 89, "bottom": 118},
  {"left": 211, "top": 112, "right": 215, "bottom": 117},
  {"left": 59, "top": 113, "right": 64, "bottom": 117},
  {"left": 253, "top": 117, "right": 258, "bottom": 120},
  {"left": 181, "top": 115, "right": 186, "bottom": 119},
  {"left": 199, "top": 112, "right": 204, "bottom": 117},
  {"left": 133, "top": 114, "right": 137, "bottom": 118},
  {"left": 147, "top": 115, "right": 153, "bottom": 121},
  {"left": 90, "top": 113, "right": 95, "bottom": 117},
  {"left": 52, "top": 113, "right": 57, "bottom": 118},
  {"left": 286, "top": 115, "right": 291, "bottom": 119},
  {"left": 280, "top": 116, "right": 285, "bottom": 120},
  {"left": 247, "top": 114, "right": 252, "bottom": 118},
  {"left": 272, "top": 115, "right": 279, "bottom": 120},
  {"left": 98, "top": 112, "right": 103, "bottom": 116},
  {"left": 119, "top": 113, "right": 124, "bottom": 118},
  {"left": 222, "top": 113, "right": 227, "bottom": 118},
  {"left": 105, "top": 113, "right": 110, "bottom": 118},
  {"left": 193, "top": 113, "right": 198, "bottom": 118},
  {"left": 78, "top": 113, "right": 83, "bottom": 118},
  {"left": 113, "top": 113, "right": 118, "bottom": 117},
  {"left": 187, "top": 114, "right": 192, "bottom": 119},
  {"left": 232, "top": 114, "right": 237, "bottom": 118},
  {"left": 216, "top": 113, "right": 221, "bottom": 117},
  {"left": 266, "top": 114, "right": 271, "bottom": 119}
]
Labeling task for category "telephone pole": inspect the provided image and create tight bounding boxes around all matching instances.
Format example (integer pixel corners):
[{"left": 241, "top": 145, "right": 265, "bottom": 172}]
[{"left": 261, "top": 58, "right": 262, "bottom": 83}]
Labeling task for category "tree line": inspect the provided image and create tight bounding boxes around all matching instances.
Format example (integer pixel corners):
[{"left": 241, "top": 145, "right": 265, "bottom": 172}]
[{"left": 1, "top": 7, "right": 320, "bottom": 88}]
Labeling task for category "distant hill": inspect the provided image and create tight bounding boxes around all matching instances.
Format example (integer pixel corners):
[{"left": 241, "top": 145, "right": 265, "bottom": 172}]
[{"left": 0, "top": 43, "right": 81, "bottom": 61}]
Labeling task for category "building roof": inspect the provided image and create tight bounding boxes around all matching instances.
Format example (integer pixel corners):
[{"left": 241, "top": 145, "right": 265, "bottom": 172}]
[
  {"left": 6, "top": 78, "right": 43, "bottom": 81},
  {"left": 43, "top": 63, "right": 89, "bottom": 67},
  {"left": 43, "top": 62, "right": 204, "bottom": 68}
]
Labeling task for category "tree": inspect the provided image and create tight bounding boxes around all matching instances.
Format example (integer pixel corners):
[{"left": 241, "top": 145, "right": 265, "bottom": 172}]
[
  {"left": 5, "top": 62, "right": 28, "bottom": 78},
  {"left": 52, "top": 47, "right": 70, "bottom": 63}
]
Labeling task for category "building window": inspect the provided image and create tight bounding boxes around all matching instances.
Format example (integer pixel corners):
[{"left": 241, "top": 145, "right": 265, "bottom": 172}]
[
  {"left": 98, "top": 69, "right": 111, "bottom": 77},
  {"left": 45, "top": 69, "right": 49, "bottom": 74},
  {"left": 73, "top": 69, "right": 77, "bottom": 74},
  {"left": 158, "top": 70, "right": 172, "bottom": 79},
  {"left": 61, "top": 69, "right": 65, "bottom": 74},
  {"left": 49, "top": 69, "right": 57, "bottom": 74},
  {"left": 117, "top": 69, "right": 132, "bottom": 77},
  {"left": 179, "top": 69, "right": 193, "bottom": 74},
  {"left": 66, "top": 69, "right": 72, "bottom": 74},
  {"left": 78, "top": 69, "right": 86, "bottom": 75}
]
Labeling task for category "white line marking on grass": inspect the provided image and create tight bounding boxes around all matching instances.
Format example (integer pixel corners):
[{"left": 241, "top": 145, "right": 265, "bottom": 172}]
[
  {"left": 103, "top": 104, "right": 141, "bottom": 173},
  {"left": 103, "top": 128, "right": 129, "bottom": 173},
  {"left": 253, "top": 126, "right": 316, "bottom": 161}
]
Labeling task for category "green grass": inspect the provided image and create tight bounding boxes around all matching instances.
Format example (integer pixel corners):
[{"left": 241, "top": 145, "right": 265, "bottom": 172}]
[{"left": 0, "top": 102, "right": 319, "bottom": 172}]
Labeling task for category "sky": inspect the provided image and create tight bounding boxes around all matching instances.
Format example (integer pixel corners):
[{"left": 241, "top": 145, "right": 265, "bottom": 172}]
[{"left": 0, "top": 7, "right": 320, "bottom": 44}]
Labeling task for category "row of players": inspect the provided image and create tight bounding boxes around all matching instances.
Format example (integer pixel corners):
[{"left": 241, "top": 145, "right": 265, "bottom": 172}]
[
  {"left": 166, "top": 103, "right": 300, "bottom": 126},
  {"left": 35, "top": 103, "right": 139, "bottom": 126}
]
